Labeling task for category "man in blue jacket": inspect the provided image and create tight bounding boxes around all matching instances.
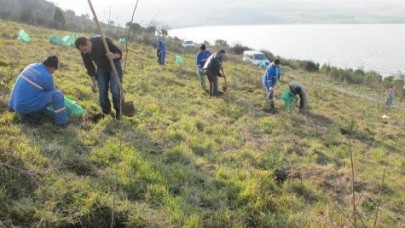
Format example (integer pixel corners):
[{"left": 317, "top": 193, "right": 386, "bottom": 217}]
[
  {"left": 196, "top": 44, "right": 211, "bottom": 88},
  {"left": 157, "top": 36, "right": 166, "bottom": 65},
  {"left": 8, "top": 56, "right": 68, "bottom": 127},
  {"left": 75, "top": 36, "right": 123, "bottom": 119},
  {"left": 262, "top": 58, "right": 281, "bottom": 109}
]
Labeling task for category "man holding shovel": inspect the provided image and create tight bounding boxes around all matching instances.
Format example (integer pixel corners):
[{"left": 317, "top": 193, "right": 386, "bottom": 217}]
[
  {"left": 203, "top": 49, "right": 227, "bottom": 97},
  {"left": 75, "top": 36, "right": 123, "bottom": 119}
]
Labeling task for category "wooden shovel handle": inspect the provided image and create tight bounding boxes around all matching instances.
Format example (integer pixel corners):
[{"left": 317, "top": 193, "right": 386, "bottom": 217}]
[{"left": 87, "top": 0, "right": 125, "bottom": 101}]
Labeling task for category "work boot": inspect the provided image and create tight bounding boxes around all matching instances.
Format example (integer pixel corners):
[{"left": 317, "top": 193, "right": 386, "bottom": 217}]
[
  {"left": 115, "top": 110, "right": 122, "bottom": 120},
  {"left": 270, "top": 100, "right": 275, "bottom": 109},
  {"left": 56, "top": 122, "right": 69, "bottom": 129}
]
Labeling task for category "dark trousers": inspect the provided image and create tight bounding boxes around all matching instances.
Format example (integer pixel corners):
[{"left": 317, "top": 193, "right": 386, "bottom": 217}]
[{"left": 206, "top": 71, "right": 218, "bottom": 96}]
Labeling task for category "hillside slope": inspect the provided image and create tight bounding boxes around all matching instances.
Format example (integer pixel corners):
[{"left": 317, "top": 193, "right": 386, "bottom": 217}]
[{"left": 0, "top": 20, "right": 404, "bottom": 227}]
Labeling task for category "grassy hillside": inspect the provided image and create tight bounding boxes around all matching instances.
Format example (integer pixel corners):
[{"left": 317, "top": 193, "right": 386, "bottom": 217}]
[{"left": 1, "top": 20, "right": 404, "bottom": 227}]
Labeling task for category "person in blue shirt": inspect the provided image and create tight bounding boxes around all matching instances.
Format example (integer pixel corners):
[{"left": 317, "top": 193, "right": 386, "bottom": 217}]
[
  {"left": 196, "top": 44, "right": 211, "bottom": 88},
  {"left": 8, "top": 56, "right": 68, "bottom": 127},
  {"left": 262, "top": 58, "right": 281, "bottom": 109},
  {"left": 157, "top": 36, "right": 166, "bottom": 65}
]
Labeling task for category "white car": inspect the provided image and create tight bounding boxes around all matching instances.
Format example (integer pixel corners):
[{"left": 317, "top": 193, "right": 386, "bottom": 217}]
[
  {"left": 183, "top": 40, "right": 194, "bottom": 48},
  {"left": 242, "top": 50, "right": 270, "bottom": 67}
]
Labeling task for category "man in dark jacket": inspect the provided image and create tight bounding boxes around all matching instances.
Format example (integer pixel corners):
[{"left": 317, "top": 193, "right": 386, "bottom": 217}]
[
  {"left": 289, "top": 81, "right": 308, "bottom": 113},
  {"left": 75, "top": 36, "right": 123, "bottom": 119},
  {"left": 203, "top": 49, "right": 227, "bottom": 96}
]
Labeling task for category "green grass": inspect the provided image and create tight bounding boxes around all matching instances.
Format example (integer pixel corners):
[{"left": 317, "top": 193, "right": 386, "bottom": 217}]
[{"left": 1, "top": 19, "right": 404, "bottom": 227}]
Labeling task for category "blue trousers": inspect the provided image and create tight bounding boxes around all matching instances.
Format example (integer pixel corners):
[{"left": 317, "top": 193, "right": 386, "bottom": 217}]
[
  {"left": 158, "top": 51, "right": 166, "bottom": 65},
  {"left": 262, "top": 76, "right": 277, "bottom": 101},
  {"left": 24, "top": 90, "right": 67, "bottom": 125},
  {"left": 96, "top": 62, "right": 123, "bottom": 115},
  {"left": 51, "top": 90, "right": 68, "bottom": 125},
  {"left": 197, "top": 68, "right": 206, "bottom": 87}
]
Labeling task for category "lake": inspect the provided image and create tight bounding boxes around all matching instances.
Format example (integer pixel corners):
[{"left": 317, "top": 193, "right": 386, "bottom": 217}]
[{"left": 169, "top": 24, "right": 405, "bottom": 77}]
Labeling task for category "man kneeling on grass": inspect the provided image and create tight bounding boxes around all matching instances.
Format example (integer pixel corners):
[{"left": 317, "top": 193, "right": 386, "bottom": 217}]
[{"left": 8, "top": 56, "right": 68, "bottom": 127}]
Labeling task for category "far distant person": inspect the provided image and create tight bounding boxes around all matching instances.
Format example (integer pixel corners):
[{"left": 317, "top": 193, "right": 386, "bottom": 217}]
[
  {"left": 196, "top": 44, "right": 211, "bottom": 88},
  {"left": 402, "top": 85, "right": 405, "bottom": 102},
  {"left": 262, "top": 58, "right": 281, "bottom": 109},
  {"left": 157, "top": 36, "right": 166, "bottom": 65},
  {"left": 203, "top": 49, "right": 227, "bottom": 96},
  {"left": 75, "top": 36, "right": 123, "bottom": 119},
  {"left": 288, "top": 81, "right": 308, "bottom": 113},
  {"left": 385, "top": 85, "right": 394, "bottom": 108},
  {"left": 8, "top": 56, "right": 68, "bottom": 127}
]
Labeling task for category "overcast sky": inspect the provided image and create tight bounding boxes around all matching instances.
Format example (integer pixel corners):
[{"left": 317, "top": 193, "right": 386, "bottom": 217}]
[{"left": 49, "top": 0, "right": 405, "bottom": 28}]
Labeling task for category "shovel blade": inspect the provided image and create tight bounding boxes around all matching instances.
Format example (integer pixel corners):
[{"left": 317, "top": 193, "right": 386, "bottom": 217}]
[{"left": 122, "top": 101, "right": 136, "bottom": 117}]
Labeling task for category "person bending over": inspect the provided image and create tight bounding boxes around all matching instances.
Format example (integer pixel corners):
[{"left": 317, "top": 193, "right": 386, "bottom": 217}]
[
  {"left": 289, "top": 81, "right": 308, "bottom": 113},
  {"left": 75, "top": 36, "right": 123, "bottom": 119},
  {"left": 9, "top": 56, "right": 68, "bottom": 127},
  {"left": 203, "top": 49, "right": 227, "bottom": 96}
]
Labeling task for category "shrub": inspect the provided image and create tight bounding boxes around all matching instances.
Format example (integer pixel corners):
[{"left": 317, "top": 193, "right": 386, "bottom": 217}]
[
  {"left": 214, "top": 39, "right": 228, "bottom": 47},
  {"left": 231, "top": 43, "right": 250, "bottom": 55},
  {"left": 283, "top": 59, "right": 319, "bottom": 72},
  {"left": 364, "top": 71, "right": 383, "bottom": 88}
]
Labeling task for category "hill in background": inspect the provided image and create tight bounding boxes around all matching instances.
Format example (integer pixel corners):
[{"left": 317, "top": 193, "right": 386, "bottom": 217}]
[{"left": 2, "top": 0, "right": 405, "bottom": 29}]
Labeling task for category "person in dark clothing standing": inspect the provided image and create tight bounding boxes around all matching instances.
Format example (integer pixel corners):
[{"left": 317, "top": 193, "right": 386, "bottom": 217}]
[
  {"left": 289, "top": 81, "right": 308, "bottom": 113},
  {"left": 203, "top": 49, "right": 227, "bottom": 96},
  {"left": 75, "top": 36, "right": 123, "bottom": 119}
]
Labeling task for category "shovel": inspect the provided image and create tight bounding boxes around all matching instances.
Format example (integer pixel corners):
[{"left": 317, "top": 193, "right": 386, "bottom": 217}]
[{"left": 87, "top": 0, "right": 135, "bottom": 117}]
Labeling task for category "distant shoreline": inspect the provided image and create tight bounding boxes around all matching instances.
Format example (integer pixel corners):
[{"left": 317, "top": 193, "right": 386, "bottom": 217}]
[
  {"left": 169, "top": 24, "right": 405, "bottom": 77},
  {"left": 170, "top": 22, "right": 405, "bottom": 30}
]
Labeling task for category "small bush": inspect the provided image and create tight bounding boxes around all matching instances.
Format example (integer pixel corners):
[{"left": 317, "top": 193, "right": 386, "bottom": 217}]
[
  {"left": 231, "top": 43, "right": 250, "bottom": 55},
  {"left": 283, "top": 59, "right": 319, "bottom": 72}
]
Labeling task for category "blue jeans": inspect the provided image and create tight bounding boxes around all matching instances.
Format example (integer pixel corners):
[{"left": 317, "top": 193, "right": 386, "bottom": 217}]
[
  {"left": 158, "top": 51, "right": 166, "bottom": 65},
  {"left": 96, "top": 61, "right": 122, "bottom": 114},
  {"left": 197, "top": 68, "right": 205, "bottom": 87},
  {"left": 262, "top": 76, "right": 277, "bottom": 101}
]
